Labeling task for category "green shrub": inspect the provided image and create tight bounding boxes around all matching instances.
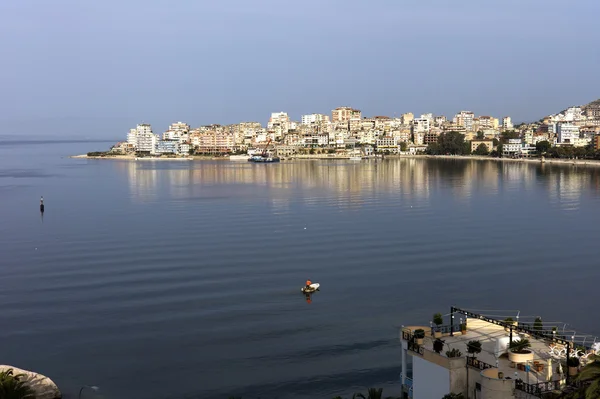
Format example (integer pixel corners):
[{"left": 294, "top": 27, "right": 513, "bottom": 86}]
[{"left": 0, "top": 368, "right": 36, "bottom": 399}]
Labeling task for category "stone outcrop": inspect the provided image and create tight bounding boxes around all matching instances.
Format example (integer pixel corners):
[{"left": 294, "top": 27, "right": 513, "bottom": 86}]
[{"left": 0, "top": 365, "right": 61, "bottom": 399}]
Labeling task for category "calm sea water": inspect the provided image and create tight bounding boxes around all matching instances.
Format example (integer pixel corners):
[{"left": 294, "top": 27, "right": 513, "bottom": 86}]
[{"left": 1, "top": 140, "right": 599, "bottom": 399}]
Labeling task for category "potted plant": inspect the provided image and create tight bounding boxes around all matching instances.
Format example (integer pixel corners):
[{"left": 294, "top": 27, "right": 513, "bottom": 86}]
[
  {"left": 460, "top": 322, "right": 467, "bottom": 334},
  {"left": 467, "top": 340, "right": 482, "bottom": 358},
  {"left": 413, "top": 329, "right": 425, "bottom": 346},
  {"left": 567, "top": 357, "right": 580, "bottom": 376},
  {"left": 433, "top": 338, "right": 444, "bottom": 354},
  {"left": 433, "top": 313, "right": 444, "bottom": 338},
  {"left": 446, "top": 348, "right": 462, "bottom": 358},
  {"left": 498, "top": 371, "right": 504, "bottom": 379},
  {"left": 508, "top": 338, "right": 533, "bottom": 363}
]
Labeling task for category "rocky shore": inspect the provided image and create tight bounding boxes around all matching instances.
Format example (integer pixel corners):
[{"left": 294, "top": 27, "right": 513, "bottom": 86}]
[{"left": 0, "top": 365, "right": 61, "bottom": 399}]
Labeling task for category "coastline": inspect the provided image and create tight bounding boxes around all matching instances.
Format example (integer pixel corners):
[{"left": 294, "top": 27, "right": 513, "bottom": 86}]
[
  {"left": 70, "top": 153, "right": 600, "bottom": 167},
  {"left": 399, "top": 154, "right": 600, "bottom": 167}
]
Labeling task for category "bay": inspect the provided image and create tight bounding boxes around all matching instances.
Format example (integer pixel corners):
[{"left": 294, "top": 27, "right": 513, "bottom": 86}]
[{"left": 1, "top": 141, "right": 599, "bottom": 398}]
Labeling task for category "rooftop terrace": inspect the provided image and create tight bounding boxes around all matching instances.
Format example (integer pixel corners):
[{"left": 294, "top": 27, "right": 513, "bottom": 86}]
[{"left": 401, "top": 307, "right": 599, "bottom": 398}]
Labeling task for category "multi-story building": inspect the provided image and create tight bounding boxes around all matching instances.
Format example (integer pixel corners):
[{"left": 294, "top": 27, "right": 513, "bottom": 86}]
[
  {"left": 594, "top": 135, "right": 600, "bottom": 151},
  {"left": 412, "top": 118, "right": 430, "bottom": 134},
  {"left": 502, "top": 116, "right": 513, "bottom": 131},
  {"left": 375, "top": 136, "right": 398, "bottom": 151},
  {"left": 470, "top": 139, "right": 495, "bottom": 153},
  {"left": 162, "top": 121, "right": 190, "bottom": 141},
  {"left": 557, "top": 123, "right": 579, "bottom": 144},
  {"left": 434, "top": 115, "right": 447, "bottom": 126},
  {"left": 191, "top": 129, "right": 235, "bottom": 153},
  {"left": 454, "top": 111, "right": 475, "bottom": 132},
  {"left": 331, "top": 107, "right": 361, "bottom": 123},
  {"left": 401, "top": 112, "right": 414, "bottom": 125},
  {"left": 400, "top": 306, "right": 590, "bottom": 399},
  {"left": 267, "top": 112, "right": 290, "bottom": 137},
  {"left": 155, "top": 140, "right": 179, "bottom": 155},
  {"left": 127, "top": 123, "right": 154, "bottom": 149},
  {"left": 420, "top": 113, "right": 434, "bottom": 123},
  {"left": 423, "top": 131, "right": 439, "bottom": 145},
  {"left": 475, "top": 116, "right": 495, "bottom": 131},
  {"left": 128, "top": 124, "right": 158, "bottom": 153},
  {"left": 503, "top": 139, "right": 523, "bottom": 157},
  {"left": 301, "top": 113, "right": 330, "bottom": 125}
]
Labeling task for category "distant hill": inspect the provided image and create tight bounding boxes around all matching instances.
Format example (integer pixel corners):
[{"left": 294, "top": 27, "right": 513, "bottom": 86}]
[
  {"left": 554, "top": 98, "right": 600, "bottom": 116},
  {"left": 583, "top": 98, "right": 600, "bottom": 109}
]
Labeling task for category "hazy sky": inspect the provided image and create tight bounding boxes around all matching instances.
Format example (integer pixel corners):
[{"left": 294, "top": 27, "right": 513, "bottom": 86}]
[{"left": 1, "top": 0, "right": 599, "bottom": 137}]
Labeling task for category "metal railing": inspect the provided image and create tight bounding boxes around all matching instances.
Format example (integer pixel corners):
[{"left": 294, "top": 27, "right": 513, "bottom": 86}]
[
  {"left": 466, "top": 356, "right": 494, "bottom": 371},
  {"left": 399, "top": 373, "right": 413, "bottom": 399}
]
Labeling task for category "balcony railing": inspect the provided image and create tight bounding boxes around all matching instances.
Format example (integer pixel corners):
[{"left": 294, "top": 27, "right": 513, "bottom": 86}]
[
  {"left": 466, "top": 356, "right": 494, "bottom": 371},
  {"left": 399, "top": 373, "right": 413, "bottom": 399},
  {"left": 515, "top": 379, "right": 563, "bottom": 397}
]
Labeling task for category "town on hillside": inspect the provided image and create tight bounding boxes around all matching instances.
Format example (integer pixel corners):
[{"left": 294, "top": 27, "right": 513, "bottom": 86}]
[{"left": 104, "top": 99, "right": 600, "bottom": 159}]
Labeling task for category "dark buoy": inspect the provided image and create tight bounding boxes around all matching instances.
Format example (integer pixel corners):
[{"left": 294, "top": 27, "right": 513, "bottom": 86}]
[{"left": 40, "top": 196, "right": 45, "bottom": 213}]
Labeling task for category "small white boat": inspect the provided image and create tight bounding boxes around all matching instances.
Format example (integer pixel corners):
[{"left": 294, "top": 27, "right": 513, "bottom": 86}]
[
  {"left": 301, "top": 283, "right": 320, "bottom": 293},
  {"left": 349, "top": 156, "right": 362, "bottom": 161}
]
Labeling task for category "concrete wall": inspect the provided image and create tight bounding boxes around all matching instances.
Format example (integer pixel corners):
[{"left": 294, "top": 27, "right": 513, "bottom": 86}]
[
  {"left": 481, "top": 369, "right": 515, "bottom": 399},
  {"left": 413, "top": 356, "right": 450, "bottom": 399}
]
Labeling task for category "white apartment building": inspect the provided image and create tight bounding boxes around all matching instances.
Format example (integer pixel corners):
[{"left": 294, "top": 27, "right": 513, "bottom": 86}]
[
  {"left": 434, "top": 115, "right": 447, "bottom": 126},
  {"left": 503, "top": 139, "right": 522, "bottom": 157},
  {"left": 412, "top": 118, "right": 430, "bottom": 134},
  {"left": 267, "top": 112, "right": 290, "bottom": 129},
  {"left": 557, "top": 123, "right": 580, "bottom": 144},
  {"left": 453, "top": 111, "right": 475, "bottom": 131},
  {"left": 301, "top": 113, "right": 330, "bottom": 125},
  {"left": 127, "top": 124, "right": 157, "bottom": 152},
  {"left": 163, "top": 121, "right": 190, "bottom": 141},
  {"left": 420, "top": 113, "right": 434, "bottom": 123},
  {"left": 564, "top": 107, "right": 584, "bottom": 122},
  {"left": 502, "top": 116, "right": 513, "bottom": 131}
]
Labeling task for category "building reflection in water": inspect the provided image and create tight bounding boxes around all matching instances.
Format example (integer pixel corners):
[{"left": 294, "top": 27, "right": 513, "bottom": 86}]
[{"left": 118, "top": 158, "right": 600, "bottom": 211}]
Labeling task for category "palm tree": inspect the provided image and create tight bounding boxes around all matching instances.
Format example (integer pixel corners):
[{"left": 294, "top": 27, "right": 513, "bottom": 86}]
[
  {"left": 558, "top": 355, "right": 600, "bottom": 399},
  {"left": 575, "top": 354, "right": 600, "bottom": 399},
  {"left": 0, "top": 368, "right": 36, "bottom": 399}
]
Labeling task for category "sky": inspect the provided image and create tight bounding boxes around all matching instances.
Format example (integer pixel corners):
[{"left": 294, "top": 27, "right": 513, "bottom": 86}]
[{"left": 1, "top": 0, "right": 599, "bottom": 138}]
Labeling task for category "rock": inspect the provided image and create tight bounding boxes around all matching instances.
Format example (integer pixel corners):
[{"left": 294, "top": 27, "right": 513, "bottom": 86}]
[{"left": 0, "top": 365, "right": 62, "bottom": 399}]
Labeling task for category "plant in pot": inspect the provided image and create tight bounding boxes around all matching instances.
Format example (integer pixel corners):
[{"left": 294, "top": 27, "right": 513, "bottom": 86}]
[
  {"left": 567, "top": 356, "right": 580, "bottom": 376},
  {"left": 433, "top": 313, "right": 444, "bottom": 338},
  {"left": 467, "top": 340, "right": 482, "bottom": 358},
  {"left": 413, "top": 329, "right": 425, "bottom": 346},
  {"left": 460, "top": 322, "right": 467, "bottom": 334},
  {"left": 433, "top": 338, "right": 444, "bottom": 354},
  {"left": 446, "top": 348, "right": 462, "bottom": 358},
  {"left": 508, "top": 338, "right": 533, "bottom": 363}
]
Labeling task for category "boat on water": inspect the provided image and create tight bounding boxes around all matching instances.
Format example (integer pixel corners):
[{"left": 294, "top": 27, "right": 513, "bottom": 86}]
[
  {"left": 229, "top": 154, "right": 250, "bottom": 161},
  {"left": 249, "top": 155, "right": 280, "bottom": 163},
  {"left": 349, "top": 156, "right": 362, "bottom": 161},
  {"left": 301, "top": 283, "right": 320, "bottom": 293},
  {"left": 248, "top": 137, "right": 280, "bottom": 163}
]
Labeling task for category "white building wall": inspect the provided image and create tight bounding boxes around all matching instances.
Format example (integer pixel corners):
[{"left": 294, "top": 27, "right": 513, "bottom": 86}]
[{"left": 412, "top": 356, "right": 450, "bottom": 399}]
